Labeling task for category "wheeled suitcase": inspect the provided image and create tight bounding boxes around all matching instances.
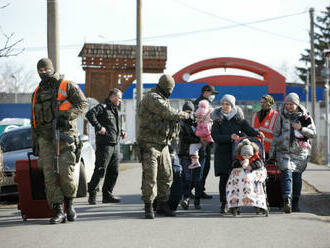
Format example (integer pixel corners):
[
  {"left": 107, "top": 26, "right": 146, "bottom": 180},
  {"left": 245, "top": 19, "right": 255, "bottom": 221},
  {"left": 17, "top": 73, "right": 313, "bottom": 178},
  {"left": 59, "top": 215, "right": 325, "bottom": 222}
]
[
  {"left": 265, "top": 161, "right": 283, "bottom": 208},
  {"left": 15, "top": 152, "right": 55, "bottom": 221}
]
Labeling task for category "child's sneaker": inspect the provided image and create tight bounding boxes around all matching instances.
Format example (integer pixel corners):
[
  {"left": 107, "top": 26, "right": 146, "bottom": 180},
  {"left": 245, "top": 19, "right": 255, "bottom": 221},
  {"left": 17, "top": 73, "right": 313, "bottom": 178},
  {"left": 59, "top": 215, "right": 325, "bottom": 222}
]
[
  {"left": 180, "top": 198, "right": 190, "bottom": 210},
  {"left": 188, "top": 161, "right": 201, "bottom": 169},
  {"left": 188, "top": 155, "right": 201, "bottom": 169}
]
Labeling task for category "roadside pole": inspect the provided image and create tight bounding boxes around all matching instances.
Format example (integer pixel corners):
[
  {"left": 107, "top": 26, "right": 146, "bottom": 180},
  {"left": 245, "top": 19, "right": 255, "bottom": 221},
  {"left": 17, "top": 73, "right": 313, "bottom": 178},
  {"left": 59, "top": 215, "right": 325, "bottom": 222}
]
[
  {"left": 309, "top": 8, "right": 316, "bottom": 123},
  {"left": 322, "top": 49, "right": 330, "bottom": 166},
  {"left": 135, "top": 0, "right": 143, "bottom": 140},
  {"left": 47, "top": 0, "right": 59, "bottom": 71}
]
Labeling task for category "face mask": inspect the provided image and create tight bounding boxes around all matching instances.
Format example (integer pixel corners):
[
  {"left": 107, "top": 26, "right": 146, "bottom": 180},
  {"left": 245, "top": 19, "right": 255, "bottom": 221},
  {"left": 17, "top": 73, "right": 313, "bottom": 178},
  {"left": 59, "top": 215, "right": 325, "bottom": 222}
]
[
  {"left": 208, "top": 94, "right": 215, "bottom": 102},
  {"left": 39, "top": 71, "right": 53, "bottom": 81}
]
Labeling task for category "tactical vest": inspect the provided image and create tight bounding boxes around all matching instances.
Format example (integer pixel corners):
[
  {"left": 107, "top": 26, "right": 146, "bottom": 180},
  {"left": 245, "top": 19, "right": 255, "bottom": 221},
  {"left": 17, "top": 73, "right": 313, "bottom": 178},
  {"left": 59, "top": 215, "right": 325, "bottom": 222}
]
[
  {"left": 32, "top": 79, "right": 72, "bottom": 128},
  {"left": 251, "top": 109, "right": 279, "bottom": 153}
]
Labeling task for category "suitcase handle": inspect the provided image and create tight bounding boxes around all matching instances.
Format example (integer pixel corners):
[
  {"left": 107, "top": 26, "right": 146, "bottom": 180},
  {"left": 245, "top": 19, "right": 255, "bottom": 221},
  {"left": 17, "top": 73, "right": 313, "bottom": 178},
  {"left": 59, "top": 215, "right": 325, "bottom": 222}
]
[{"left": 27, "top": 152, "right": 34, "bottom": 160}]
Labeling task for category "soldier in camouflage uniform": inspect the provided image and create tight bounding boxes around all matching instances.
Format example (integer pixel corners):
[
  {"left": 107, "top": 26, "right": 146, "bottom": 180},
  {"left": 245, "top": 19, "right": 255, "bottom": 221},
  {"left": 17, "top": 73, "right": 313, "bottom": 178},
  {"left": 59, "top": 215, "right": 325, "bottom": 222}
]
[
  {"left": 137, "top": 74, "right": 193, "bottom": 219},
  {"left": 31, "top": 58, "right": 88, "bottom": 224}
]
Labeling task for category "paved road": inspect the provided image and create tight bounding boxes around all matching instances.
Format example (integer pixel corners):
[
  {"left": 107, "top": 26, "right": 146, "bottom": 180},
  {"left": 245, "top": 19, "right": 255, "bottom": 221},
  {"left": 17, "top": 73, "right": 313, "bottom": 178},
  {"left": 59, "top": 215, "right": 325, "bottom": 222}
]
[{"left": 1, "top": 163, "right": 330, "bottom": 248}]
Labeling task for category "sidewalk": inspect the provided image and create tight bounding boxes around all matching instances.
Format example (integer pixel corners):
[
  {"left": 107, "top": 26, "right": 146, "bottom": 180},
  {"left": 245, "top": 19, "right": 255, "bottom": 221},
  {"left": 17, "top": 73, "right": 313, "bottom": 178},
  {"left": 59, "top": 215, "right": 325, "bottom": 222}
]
[{"left": 303, "top": 162, "right": 330, "bottom": 193}]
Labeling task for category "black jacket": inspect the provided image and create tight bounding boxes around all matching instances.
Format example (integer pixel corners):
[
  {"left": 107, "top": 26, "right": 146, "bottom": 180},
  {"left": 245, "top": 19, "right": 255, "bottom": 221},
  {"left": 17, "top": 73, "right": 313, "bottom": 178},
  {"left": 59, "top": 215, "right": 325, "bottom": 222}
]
[
  {"left": 211, "top": 107, "right": 260, "bottom": 176},
  {"left": 86, "top": 98, "right": 122, "bottom": 145},
  {"left": 178, "top": 119, "right": 200, "bottom": 157}
]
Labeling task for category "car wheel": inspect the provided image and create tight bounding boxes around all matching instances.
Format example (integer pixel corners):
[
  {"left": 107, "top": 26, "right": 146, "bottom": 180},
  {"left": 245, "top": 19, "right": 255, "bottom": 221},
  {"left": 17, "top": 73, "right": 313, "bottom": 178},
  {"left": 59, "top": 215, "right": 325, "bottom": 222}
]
[{"left": 76, "top": 160, "right": 87, "bottom": 198}]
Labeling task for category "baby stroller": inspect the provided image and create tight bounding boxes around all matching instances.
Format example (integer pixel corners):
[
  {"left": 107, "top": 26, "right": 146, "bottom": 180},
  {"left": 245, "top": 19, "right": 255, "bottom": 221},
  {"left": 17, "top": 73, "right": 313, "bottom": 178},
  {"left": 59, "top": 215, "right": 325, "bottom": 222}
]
[{"left": 226, "top": 137, "right": 269, "bottom": 217}]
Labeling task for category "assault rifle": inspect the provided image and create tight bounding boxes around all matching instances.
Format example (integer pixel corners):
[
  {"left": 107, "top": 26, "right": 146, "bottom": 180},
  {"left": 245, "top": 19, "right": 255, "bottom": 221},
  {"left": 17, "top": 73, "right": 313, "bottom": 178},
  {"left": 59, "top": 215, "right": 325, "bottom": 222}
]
[
  {"left": 53, "top": 100, "right": 75, "bottom": 175},
  {"left": 53, "top": 100, "right": 61, "bottom": 176}
]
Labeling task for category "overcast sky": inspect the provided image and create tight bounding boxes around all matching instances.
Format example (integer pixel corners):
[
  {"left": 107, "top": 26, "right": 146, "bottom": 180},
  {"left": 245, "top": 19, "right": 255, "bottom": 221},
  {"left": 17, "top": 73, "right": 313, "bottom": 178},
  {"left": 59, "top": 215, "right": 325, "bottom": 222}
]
[{"left": 0, "top": 0, "right": 329, "bottom": 90}]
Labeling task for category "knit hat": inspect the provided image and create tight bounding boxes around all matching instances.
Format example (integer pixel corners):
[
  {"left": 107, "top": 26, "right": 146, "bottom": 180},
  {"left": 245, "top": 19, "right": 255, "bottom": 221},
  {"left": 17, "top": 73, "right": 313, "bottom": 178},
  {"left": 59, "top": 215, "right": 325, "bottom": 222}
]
[
  {"left": 285, "top": 92, "right": 300, "bottom": 106},
  {"left": 182, "top": 101, "right": 195, "bottom": 112},
  {"left": 221, "top": 94, "right": 236, "bottom": 108},
  {"left": 37, "top": 58, "right": 54, "bottom": 72},
  {"left": 261, "top": 94, "right": 274, "bottom": 107}
]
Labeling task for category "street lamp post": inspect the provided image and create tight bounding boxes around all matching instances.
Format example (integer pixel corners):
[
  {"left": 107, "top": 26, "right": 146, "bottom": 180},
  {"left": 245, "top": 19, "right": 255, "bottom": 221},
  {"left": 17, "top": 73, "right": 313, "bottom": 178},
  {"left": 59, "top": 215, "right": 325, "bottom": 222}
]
[{"left": 322, "top": 49, "right": 330, "bottom": 166}]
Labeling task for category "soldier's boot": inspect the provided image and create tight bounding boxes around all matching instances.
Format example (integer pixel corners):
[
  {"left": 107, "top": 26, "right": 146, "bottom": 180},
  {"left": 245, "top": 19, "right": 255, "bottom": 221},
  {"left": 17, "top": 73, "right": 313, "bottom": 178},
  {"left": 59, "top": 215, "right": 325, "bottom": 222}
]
[
  {"left": 88, "top": 191, "right": 97, "bottom": 205},
  {"left": 49, "top": 203, "right": 66, "bottom": 224},
  {"left": 283, "top": 197, "right": 292, "bottom": 214},
  {"left": 157, "top": 201, "right": 176, "bottom": 217},
  {"left": 292, "top": 197, "right": 300, "bottom": 212},
  {"left": 64, "top": 197, "right": 77, "bottom": 222},
  {"left": 144, "top": 203, "right": 155, "bottom": 219},
  {"left": 102, "top": 192, "right": 120, "bottom": 203}
]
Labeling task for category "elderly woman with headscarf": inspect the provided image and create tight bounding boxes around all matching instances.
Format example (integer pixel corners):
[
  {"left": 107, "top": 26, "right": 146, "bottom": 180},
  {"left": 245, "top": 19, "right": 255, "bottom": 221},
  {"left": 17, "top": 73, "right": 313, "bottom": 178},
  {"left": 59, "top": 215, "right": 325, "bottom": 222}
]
[
  {"left": 211, "top": 94, "right": 261, "bottom": 214},
  {"left": 269, "top": 93, "right": 316, "bottom": 213}
]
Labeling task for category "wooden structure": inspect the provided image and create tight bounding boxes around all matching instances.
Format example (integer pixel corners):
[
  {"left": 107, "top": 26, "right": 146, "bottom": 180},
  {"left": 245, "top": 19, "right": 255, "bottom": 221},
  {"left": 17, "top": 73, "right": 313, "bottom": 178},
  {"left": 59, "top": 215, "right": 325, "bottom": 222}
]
[{"left": 78, "top": 43, "right": 167, "bottom": 102}]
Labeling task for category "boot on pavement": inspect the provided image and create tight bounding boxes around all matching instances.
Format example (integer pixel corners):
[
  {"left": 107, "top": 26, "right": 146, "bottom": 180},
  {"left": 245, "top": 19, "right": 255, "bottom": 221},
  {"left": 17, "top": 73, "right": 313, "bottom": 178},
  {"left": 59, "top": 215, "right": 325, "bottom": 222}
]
[
  {"left": 201, "top": 192, "right": 213, "bottom": 199},
  {"left": 145, "top": 203, "right": 154, "bottom": 219},
  {"left": 49, "top": 203, "right": 66, "bottom": 224},
  {"left": 292, "top": 197, "right": 300, "bottom": 212},
  {"left": 88, "top": 191, "right": 97, "bottom": 205},
  {"left": 102, "top": 192, "right": 120, "bottom": 203},
  {"left": 283, "top": 197, "right": 292, "bottom": 214},
  {"left": 157, "top": 201, "right": 176, "bottom": 217},
  {"left": 64, "top": 197, "right": 77, "bottom": 221}
]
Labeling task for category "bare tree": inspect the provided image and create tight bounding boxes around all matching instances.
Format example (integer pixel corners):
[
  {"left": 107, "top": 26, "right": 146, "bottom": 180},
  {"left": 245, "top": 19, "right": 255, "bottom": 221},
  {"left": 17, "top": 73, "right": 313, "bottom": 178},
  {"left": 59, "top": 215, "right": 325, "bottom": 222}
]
[
  {"left": 0, "top": 1, "right": 24, "bottom": 58},
  {"left": 0, "top": 62, "right": 38, "bottom": 93}
]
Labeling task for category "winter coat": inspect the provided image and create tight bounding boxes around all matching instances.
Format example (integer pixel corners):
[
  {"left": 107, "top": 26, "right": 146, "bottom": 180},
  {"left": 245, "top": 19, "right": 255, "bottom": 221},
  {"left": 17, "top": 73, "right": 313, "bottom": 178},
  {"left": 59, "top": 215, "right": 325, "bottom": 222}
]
[
  {"left": 211, "top": 106, "right": 260, "bottom": 176},
  {"left": 178, "top": 119, "right": 200, "bottom": 157},
  {"left": 85, "top": 98, "right": 123, "bottom": 145},
  {"left": 269, "top": 105, "right": 316, "bottom": 172}
]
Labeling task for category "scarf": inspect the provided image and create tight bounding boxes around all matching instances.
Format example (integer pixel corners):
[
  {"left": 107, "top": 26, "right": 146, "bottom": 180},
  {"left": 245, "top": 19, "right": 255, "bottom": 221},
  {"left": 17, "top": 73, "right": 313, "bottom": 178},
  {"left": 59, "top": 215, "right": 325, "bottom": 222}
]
[{"left": 221, "top": 107, "right": 237, "bottom": 120}]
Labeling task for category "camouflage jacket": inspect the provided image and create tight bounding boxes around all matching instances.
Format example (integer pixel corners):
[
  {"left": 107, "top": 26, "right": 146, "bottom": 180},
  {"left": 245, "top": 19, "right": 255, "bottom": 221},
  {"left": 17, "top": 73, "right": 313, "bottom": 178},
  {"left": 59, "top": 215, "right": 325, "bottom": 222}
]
[
  {"left": 137, "top": 87, "right": 189, "bottom": 146},
  {"left": 31, "top": 73, "right": 88, "bottom": 143}
]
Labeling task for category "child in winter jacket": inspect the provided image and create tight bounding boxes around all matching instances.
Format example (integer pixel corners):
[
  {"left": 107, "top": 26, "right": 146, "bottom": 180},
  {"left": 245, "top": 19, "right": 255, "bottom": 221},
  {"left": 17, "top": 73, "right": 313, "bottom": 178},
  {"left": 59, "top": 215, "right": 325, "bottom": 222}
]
[{"left": 189, "top": 100, "right": 214, "bottom": 169}]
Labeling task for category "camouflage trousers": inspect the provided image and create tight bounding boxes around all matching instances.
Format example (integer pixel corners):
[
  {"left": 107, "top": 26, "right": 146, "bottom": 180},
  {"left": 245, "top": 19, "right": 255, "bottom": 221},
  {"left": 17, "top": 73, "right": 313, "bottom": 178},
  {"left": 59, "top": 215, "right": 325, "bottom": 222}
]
[
  {"left": 140, "top": 143, "right": 173, "bottom": 203},
  {"left": 38, "top": 136, "right": 77, "bottom": 206}
]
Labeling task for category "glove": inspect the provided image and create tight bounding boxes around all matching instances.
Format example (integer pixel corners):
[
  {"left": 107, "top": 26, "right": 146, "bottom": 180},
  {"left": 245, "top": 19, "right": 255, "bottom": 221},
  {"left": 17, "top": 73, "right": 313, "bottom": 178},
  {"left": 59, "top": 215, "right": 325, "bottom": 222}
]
[
  {"left": 57, "top": 115, "right": 71, "bottom": 130},
  {"left": 32, "top": 142, "right": 39, "bottom": 156}
]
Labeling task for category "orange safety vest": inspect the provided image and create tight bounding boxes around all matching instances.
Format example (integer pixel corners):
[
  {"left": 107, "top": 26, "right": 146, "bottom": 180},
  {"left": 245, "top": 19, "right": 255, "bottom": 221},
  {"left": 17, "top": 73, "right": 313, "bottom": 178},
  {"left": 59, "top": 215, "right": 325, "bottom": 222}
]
[
  {"left": 251, "top": 109, "right": 279, "bottom": 153},
  {"left": 32, "top": 79, "right": 72, "bottom": 128}
]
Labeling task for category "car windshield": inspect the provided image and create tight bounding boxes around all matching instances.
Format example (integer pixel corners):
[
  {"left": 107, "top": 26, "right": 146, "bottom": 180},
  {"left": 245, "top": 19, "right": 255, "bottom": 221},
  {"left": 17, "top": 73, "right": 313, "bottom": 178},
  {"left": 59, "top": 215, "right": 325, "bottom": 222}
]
[{"left": 0, "top": 128, "right": 32, "bottom": 152}]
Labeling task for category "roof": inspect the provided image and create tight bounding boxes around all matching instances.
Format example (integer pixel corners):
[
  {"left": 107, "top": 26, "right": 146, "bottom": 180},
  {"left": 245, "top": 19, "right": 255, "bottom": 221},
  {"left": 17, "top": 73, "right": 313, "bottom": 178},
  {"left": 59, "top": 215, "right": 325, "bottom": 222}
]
[{"left": 78, "top": 43, "right": 167, "bottom": 60}]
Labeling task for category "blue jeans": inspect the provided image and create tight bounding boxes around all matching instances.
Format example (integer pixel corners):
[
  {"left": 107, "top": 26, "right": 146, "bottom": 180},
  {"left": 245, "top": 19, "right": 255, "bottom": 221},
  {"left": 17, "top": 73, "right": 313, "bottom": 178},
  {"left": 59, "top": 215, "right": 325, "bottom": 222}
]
[
  {"left": 180, "top": 155, "right": 205, "bottom": 199},
  {"left": 281, "top": 170, "right": 302, "bottom": 199}
]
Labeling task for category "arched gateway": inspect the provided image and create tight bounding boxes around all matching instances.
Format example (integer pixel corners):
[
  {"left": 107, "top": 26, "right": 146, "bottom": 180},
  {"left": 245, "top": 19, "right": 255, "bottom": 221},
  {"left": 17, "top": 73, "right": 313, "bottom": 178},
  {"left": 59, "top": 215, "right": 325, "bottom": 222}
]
[{"left": 173, "top": 57, "right": 286, "bottom": 100}]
